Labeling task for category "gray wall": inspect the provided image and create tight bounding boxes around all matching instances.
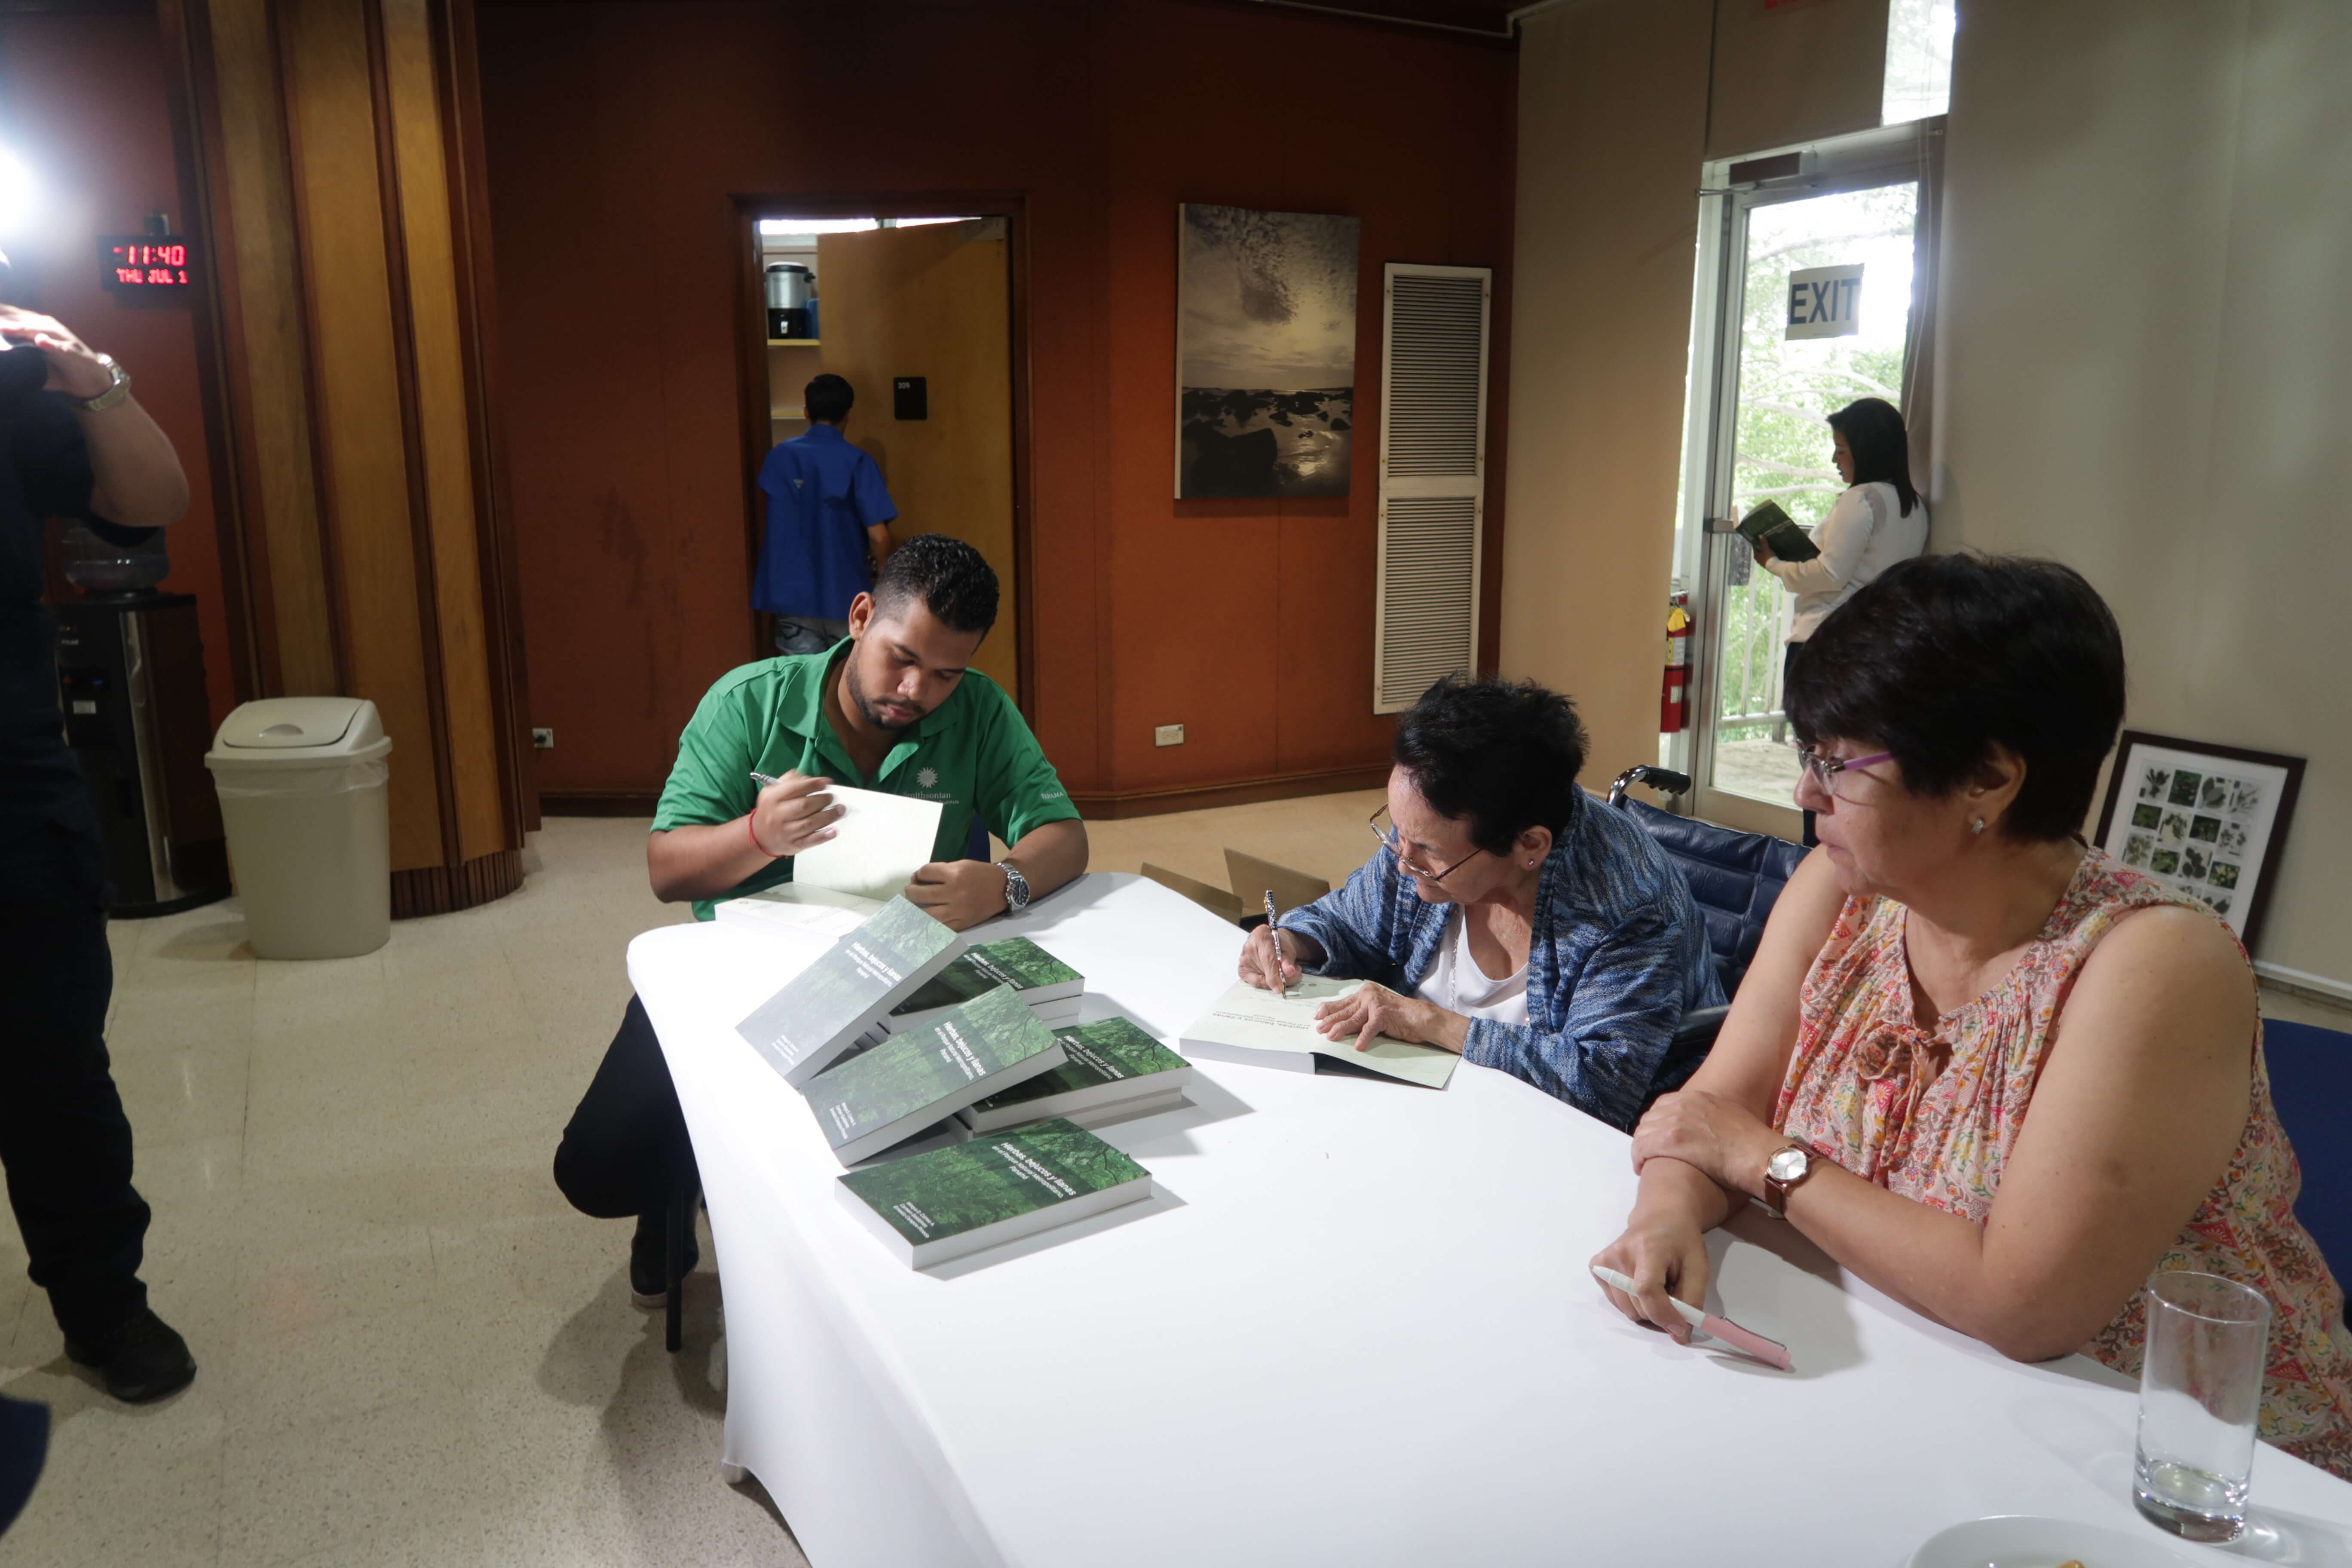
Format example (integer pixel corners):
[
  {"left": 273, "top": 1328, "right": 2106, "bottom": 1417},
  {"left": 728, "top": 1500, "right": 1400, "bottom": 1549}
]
[{"left": 1933, "top": 0, "right": 2352, "bottom": 989}]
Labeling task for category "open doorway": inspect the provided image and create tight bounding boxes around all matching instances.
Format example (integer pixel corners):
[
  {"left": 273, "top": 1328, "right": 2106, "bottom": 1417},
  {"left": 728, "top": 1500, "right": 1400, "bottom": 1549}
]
[
  {"left": 735, "top": 203, "right": 1025, "bottom": 701},
  {"left": 1665, "top": 122, "right": 1942, "bottom": 839}
]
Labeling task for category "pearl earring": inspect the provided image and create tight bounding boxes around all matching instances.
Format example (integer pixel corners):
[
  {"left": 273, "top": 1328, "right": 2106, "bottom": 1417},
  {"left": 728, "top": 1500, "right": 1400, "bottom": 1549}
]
[{"left": 1970, "top": 817, "right": 1985, "bottom": 836}]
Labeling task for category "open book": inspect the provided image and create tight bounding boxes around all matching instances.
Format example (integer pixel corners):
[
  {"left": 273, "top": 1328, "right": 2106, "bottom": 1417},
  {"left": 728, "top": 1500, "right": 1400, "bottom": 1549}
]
[
  {"left": 1179, "top": 977, "right": 1457, "bottom": 1090},
  {"left": 1732, "top": 500, "right": 1819, "bottom": 563}
]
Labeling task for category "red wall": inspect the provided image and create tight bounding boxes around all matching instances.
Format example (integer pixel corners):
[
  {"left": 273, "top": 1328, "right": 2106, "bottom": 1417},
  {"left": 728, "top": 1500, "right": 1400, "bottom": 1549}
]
[
  {"left": 476, "top": 0, "right": 1514, "bottom": 803},
  {"left": 0, "top": 11, "right": 234, "bottom": 732}
]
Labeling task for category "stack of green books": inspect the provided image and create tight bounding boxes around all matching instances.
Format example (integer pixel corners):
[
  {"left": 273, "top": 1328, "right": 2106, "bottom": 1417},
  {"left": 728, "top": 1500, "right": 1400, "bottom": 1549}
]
[
  {"left": 874, "top": 937, "right": 1085, "bottom": 1037},
  {"left": 835, "top": 1118, "right": 1154, "bottom": 1268},
  {"left": 959, "top": 1016, "right": 1192, "bottom": 1133},
  {"left": 805, "top": 985, "right": 1069, "bottom": 1164},
  {"left": 734, "top": 896, "right": 962, "bottom": 1087}
]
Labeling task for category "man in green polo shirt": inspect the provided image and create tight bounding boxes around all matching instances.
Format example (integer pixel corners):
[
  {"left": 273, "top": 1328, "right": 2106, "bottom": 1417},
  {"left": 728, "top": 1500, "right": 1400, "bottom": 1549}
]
[{"left": 552, "top": 535, "right": 1088, "bottom": 1306}]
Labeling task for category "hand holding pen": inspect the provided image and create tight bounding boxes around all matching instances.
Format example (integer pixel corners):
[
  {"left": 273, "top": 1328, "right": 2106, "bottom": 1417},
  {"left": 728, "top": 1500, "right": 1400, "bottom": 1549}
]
[
  {"left": 743, "top": 769, "right": 841, "bottom": 859},
  {"left": 1238, "top": 892, "right": 1308, "bottom": 994}
]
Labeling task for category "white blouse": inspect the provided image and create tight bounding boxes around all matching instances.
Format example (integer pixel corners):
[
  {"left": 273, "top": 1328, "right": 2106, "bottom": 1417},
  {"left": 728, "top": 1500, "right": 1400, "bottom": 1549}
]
[
  {"left": 1419, "top": 906, "right": 1530, "bottom": 1027},
  {"left": 1765, "top": 479, "right": 1929, "bottom": 643}
]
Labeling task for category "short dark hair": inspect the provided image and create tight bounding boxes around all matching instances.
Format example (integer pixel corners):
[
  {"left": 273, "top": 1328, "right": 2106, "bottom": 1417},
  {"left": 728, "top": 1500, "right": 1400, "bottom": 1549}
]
[
  {"left": 871, "top": 533, "right": 998, "bottom": 637},
  {"left": 1393, "top": 676, "right": 1590, "bottom": 855},
  {"left": 1826, "top": 397, "right": 1918, "bottom": 517},
  {"left": 805, "top": 374, "right": 854, "bottom": 424},
  {"left": 1786, "top": 553, "right": 2126, "bottom": 841}
]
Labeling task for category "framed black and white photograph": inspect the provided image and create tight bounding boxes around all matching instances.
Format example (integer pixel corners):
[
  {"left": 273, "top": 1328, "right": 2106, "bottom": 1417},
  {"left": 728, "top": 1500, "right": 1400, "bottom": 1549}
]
[
  {"left": 2093, "top": 731, "right": 2306, "bottom": 949},
  {"left": 1175, "top": 203, "right": 1360, "bottom": 499}
]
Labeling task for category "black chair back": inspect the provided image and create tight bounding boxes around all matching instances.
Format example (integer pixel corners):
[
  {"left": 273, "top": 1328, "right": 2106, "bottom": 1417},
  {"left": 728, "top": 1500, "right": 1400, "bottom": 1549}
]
[
  {"left": 2263, "top": 1019, "right": 2352, "bottom": 1274},
  {"left": 1617, "top": 795, "right": 1807, "bottom": 999}
]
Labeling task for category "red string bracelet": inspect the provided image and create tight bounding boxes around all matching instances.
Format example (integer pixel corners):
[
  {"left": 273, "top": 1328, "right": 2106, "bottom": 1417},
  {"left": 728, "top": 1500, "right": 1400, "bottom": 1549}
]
[{"left": 748, "top": 812, "right": 776, "bottom": 858}]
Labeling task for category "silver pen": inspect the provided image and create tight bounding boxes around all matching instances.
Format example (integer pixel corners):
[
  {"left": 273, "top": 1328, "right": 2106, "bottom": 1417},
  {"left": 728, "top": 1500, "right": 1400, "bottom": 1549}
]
[
  {"left": 750, "top": 770, "right": 781, "bottom": 790},
  {"left": 1264, "top": 890, "right": 1289, "bottom": 997}
]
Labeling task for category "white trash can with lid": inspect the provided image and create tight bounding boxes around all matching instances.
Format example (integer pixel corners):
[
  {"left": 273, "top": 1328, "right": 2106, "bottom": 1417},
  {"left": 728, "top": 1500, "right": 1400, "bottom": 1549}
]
[{"left": 204, "top": 697, "right": 394, "bottom": 959}]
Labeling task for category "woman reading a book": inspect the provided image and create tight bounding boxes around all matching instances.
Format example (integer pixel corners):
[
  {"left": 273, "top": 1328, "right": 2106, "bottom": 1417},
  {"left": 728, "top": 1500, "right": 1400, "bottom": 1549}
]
[
  {"left": 1590, "top": 555, "right": 2351, "bottom": 1477},
  {"left": 1750, "top": 397, "right": 1929, "bottom": 843},
  {"left": 1240, "top": 676, "right": 1724, "bottom": 1131}
]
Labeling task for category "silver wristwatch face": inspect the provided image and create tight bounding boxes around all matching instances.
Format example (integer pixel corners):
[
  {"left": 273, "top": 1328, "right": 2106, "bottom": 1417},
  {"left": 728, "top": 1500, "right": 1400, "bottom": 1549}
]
[
  {"left": 998, "top": 861, "right": 1031, "bottom": 911},
  {"left": 1767, "top": 1145, "right": 1810, "bottom": 1184}
]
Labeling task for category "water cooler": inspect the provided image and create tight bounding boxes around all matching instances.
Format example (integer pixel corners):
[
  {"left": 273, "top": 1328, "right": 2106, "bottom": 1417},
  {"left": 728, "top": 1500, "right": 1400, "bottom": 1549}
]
[{"left": 53, "top": 590, "right": 230, "bottom": 917}]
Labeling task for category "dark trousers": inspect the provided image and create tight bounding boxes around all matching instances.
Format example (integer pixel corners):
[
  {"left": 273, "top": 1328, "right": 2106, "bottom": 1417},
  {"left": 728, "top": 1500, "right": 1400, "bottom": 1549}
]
[
  {"left": 0, "top": 895, "right": 151, "bottom": 1341},
  {"left": 1785, "top": 641, "right": 1817, "bottom": 848},
  {"left": 552, "top": 995, "right": 698, "bottom": 1226}
]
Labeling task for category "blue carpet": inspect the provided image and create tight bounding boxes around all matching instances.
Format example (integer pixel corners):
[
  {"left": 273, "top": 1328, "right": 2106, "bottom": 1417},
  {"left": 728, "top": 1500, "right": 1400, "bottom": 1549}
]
[{"left": 2266, "top": 1018, "right": 2352, "bottom": 1275}]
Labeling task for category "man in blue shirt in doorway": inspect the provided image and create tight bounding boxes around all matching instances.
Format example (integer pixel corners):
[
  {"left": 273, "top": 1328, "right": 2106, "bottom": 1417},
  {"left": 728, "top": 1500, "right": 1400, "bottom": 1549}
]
[{"left": 754, "top": 373, "right": 898, "bottom": 655}]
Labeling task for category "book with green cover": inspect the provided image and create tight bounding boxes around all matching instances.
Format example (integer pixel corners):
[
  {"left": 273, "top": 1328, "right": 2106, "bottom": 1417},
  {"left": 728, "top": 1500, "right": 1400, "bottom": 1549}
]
[
  {"left": 1733, "top": 500, "right": 1820, "bottom": 563},
  {"left": 805, "top": 985, "right": 1069, "bottom": 1164},
  {"left": 877, "top": 937, "right": 1085, "bottom": 1036},
  {"left": 735, "top": 896, "right": 962, "bottom": 1087},
  {"left": 835, "top": 1118, "right": 1154, "bottom": 1267},
  {"left": 960, "top": 1016, "right": 1193, "bottom": 1132}
]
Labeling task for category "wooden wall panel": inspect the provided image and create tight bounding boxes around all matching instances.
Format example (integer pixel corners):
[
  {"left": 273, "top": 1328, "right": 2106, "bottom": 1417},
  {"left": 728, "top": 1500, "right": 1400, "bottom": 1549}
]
[
  {"left": 208, "top": 0, "right": 341, "bottom": 695},
  {"left": 280, "top": 0, "right": 443, "bottom": 870},
  {"left": 382, "top": 0, "right": 504, "bottom": 861},
  {"left": 169, "top": 0, "right": 529, "bottom": 911},
  {"left": 475, "top": 0, "right": 1516, "bottom": 812}
]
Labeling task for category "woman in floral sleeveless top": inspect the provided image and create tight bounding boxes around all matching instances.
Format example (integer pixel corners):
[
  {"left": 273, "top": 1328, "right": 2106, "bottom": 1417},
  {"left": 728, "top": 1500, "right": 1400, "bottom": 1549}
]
[{"left": 1593, "top": 555, "right": 2351, "bottom": 1478}]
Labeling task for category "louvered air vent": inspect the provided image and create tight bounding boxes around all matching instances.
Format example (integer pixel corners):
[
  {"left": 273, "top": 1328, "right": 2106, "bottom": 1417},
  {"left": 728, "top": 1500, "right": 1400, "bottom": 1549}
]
[{"left": 1375, "top": 263, "right": 1491, "bottom": 714}]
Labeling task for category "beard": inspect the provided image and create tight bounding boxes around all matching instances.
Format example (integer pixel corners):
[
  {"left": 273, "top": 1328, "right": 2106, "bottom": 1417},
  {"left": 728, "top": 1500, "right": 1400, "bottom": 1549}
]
[{"left": 843, "top": 650, "right": 927, "bottom": 732}]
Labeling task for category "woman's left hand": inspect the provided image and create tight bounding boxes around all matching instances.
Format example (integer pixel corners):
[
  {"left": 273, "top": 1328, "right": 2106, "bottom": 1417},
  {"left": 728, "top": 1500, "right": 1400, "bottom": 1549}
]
[
  {"left": 1313, "top": 983, "right": 1464, "bottom": 1055},
  {"left": 1629, "top": 1087, "right": 1784, "bottom": 1196},
  {"left": 1750, "top": 537, "right": 1774, "bottom": 566}
]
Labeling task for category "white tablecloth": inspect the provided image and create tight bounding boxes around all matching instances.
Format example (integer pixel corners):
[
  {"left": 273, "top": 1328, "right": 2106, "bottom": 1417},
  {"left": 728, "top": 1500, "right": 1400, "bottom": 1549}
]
[{"left": 629, "top": 873, "right": 2352, "bottom": 1568}]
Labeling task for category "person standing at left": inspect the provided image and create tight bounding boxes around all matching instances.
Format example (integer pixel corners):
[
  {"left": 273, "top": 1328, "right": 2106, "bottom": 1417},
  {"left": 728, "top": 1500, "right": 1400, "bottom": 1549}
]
[
  {"left": 0, "top": 280, "right": 199, "bottom": 1402},
  {"left": 754, "top": 373, "right": 899, "bottom": 655}
]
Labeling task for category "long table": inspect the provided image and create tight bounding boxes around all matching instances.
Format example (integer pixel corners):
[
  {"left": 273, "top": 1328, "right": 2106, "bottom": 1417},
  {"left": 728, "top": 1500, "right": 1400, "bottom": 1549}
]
[{"left": 629, "top": 872, "right": 2352, "bottom": 1567}]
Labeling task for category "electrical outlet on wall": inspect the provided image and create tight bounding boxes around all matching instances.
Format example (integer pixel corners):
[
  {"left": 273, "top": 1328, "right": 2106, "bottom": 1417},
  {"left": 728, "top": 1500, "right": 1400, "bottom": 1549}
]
[
  {"left": 532, "top": 728, "right": 555, "bottom": 750},
  {"left": 1154, "top": 724, "right": 1184, "bottom": 747}
]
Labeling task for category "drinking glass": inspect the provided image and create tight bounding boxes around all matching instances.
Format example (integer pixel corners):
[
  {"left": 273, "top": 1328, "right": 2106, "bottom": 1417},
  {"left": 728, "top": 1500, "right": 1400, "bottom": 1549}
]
[{"left": 2133, "top": 1269, "right": 2272, "bottom": 1542}]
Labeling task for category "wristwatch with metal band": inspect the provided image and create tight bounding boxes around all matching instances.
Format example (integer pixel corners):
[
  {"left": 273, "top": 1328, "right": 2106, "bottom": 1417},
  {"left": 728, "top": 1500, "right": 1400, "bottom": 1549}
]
[
  {"left": 1756, "top": 1142, "right": 1816, "bottom": 1220},
  {"left": 68, "top": 353, "right": 132, "bottom": 413},
  {"left": 998, "top": 861, "right": 1032, "bottom": 913}
]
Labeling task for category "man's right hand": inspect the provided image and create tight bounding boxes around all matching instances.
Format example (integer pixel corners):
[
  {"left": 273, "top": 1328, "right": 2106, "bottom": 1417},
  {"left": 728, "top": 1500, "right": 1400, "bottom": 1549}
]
[{"left": 750, "top": 771, "right": 841, "bottom": 858}]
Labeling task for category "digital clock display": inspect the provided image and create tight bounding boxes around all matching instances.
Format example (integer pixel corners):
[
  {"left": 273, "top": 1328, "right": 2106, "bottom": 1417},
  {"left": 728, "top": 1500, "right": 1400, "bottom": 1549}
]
[{"left": 99, "top": 236, "right": 190, "bottom": 291}]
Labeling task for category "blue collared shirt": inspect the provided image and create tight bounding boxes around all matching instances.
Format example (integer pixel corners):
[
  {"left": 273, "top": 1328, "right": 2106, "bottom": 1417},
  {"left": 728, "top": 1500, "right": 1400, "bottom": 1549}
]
[
  {"left": 1276, "top": 790, "right": 1725, "bottom": 1129},
  {"left": 753, "top": 423, "right": 899, "bottom": 619}
]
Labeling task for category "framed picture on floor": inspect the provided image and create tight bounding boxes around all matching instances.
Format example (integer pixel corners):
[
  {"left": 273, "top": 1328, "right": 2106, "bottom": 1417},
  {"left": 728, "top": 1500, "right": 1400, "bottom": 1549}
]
[{"left": 2092, "top": 731, "right": 2305, "bottom": 950}]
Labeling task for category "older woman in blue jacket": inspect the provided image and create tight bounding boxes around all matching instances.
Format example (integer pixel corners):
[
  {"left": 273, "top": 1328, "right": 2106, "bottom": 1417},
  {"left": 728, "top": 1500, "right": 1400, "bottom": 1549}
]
[{"left": 1242, "top": 676, "right": 1722, "bottom": 1129}]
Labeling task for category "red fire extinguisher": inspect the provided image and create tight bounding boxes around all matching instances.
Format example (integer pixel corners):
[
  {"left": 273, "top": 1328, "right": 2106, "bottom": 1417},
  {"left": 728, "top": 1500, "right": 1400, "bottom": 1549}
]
[{"left": 1662, "top": 594, "right": 1691, "bottom": 733}]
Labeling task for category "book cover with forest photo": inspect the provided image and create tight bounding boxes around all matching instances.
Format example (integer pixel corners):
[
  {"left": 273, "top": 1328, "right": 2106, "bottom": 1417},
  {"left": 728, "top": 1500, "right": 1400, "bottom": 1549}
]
[
  {"left": 836, "top": 1118, "right": 1153, "bottom": 1267},
  {"left": 735, "top": 896, "right": 961, "bottom": 1087},
  {"left": 887, "top": 937, "right": 1084, "bottom": 1020},
  {"left": 806, "top": 984, "right": 1067, "bottom": 1164},
  {"left": 962, "top": 1017, "right": 1191, "bottom": 1127}
]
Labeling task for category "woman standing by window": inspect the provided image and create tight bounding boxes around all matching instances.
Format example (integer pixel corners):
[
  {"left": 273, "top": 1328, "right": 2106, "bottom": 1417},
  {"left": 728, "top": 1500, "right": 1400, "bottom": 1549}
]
[{"left": 1754, "top": 396, "right": 1928, "bottom": 842}]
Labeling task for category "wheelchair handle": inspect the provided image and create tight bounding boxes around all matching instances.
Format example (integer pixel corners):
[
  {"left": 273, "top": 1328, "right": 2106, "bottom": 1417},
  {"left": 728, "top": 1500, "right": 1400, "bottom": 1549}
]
[{"left": 1607, "top": 764, "right": 1693, "bottom": 808}]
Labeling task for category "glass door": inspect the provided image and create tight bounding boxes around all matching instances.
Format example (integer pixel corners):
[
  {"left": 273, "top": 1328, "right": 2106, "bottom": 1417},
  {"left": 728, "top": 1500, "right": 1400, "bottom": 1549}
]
[{"left": 1677, "top": 131, "right": 1934, "bottom": 837}]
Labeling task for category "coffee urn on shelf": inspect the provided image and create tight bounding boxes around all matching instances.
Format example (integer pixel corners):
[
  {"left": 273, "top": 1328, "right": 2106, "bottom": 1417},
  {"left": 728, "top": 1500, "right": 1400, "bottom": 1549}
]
[
  {"left": 53, "top": 585, "right": 230, "bottom": 917},
  {"left": 765, "top": 262, "right": 813, "bottom": 339}
]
